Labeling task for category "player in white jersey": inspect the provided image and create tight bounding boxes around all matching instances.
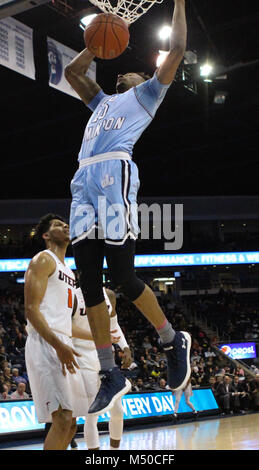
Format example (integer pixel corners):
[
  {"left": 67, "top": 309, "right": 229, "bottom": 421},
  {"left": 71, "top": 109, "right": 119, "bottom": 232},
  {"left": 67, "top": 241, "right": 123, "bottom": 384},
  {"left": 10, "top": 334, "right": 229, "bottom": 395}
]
[
  {"left": 72, "top": 286, "right": 132, "bottom": 449},
  {"left": 24, "top": 214, "right": 94, "bottom": 450},
  {"left": 65, "top": 0, "right": 191, "bottom": 417}
]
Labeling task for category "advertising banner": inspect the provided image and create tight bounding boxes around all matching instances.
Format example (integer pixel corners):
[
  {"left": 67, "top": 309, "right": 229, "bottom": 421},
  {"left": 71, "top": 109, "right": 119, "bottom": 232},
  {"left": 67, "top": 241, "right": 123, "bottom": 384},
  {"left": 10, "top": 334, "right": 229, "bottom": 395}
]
[
  {"left": 0, "top": 389, "right": 218, "bottom": 435},
  {"left": 219, "top": 342, "right": 257, "bottom": 360},
  {"left": 1, "top": 251, "right": 259, "bottom": 272}
]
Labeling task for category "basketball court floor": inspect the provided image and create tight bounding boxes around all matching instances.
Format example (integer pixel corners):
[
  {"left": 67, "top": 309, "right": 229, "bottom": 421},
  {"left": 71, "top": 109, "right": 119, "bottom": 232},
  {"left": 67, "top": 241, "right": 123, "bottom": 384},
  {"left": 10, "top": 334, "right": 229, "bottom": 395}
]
[{"left": 1, "top": 413, "right": 259, "bottom": 451}]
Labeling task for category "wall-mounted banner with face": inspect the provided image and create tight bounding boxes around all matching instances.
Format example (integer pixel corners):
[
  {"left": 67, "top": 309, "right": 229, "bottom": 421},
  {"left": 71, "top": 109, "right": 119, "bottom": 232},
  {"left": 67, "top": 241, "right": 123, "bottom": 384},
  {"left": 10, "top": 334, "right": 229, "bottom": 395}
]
[{"left": 47, "top": 37, "right": 96, "bottom": 99}]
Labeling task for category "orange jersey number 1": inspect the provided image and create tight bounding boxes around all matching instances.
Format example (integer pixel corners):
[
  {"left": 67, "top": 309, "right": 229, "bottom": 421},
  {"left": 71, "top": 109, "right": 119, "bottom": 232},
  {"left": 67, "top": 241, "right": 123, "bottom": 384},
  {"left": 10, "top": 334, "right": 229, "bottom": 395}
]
[{"left": 67, "top": 288, "right": 73, "bottom": 309}]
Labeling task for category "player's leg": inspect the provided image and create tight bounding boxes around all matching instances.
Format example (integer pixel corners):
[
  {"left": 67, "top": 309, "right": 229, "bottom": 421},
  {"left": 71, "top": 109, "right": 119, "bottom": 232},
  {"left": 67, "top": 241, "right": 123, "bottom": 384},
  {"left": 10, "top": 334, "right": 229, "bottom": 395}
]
[
  {"left": 73, "top": 238, "right": 115, "bottom": 368},
  {"left": 109, "top": 398, "right": 124, "bottom": 450},
  {"left": 73, "top": 239, "right": 131, "bottom": 416},
  {"left": 44, "top": 406, "right": 73, "bottom": 450},
  {"left": 81, "top": 368, "right": 100, "bottom": 449},
  {"left": 105, "top": 239, "right": 191, "bottom": 391},
  {"left": 173, "top": 390, "right": 182, "bottom": 417}
]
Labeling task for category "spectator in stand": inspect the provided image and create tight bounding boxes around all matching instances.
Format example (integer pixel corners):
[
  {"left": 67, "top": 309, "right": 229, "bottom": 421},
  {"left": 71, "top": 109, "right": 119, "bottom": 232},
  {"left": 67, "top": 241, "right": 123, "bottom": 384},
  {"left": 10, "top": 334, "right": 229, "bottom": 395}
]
[
  {"left": 204, "top": 346, "right": 216, "bottom": 359},
  {"left": 249, "top": 374, "right": 259, "bottom": 411},
  {"left": 14, "top": 331, "right": 26, "bottom": 351},
  {"left": 230, "top": 375, "right": 249, "bottom": 413},
  {"left": 234, "top": 366, "right": 245, "bottom": 377},
  {"left": 191, "top": 350, "right": 201, "bottom": 364},
  {"left": 159, "top": 360, "right": 167, "bottom": 377},
  {"left": 0, "top": 346, "right": 9, "bottom": 363},
  {"left": 142, "top": 336, "right": 152, "bottom": 350},
  {"left": 217, "top": 375, "right": 233, "bottom": 414},
  {"left": 209, "top": 376, "right": 219, "bottom": 402},
  {"left": 0, "top": 322, "right": 6, "bottom": 337},
  {"left": 0, "top": 383, "right": 12, "bottom": 400},
  {"left": 3, "top": 366, "right": 13, "bottom": 383},
  {"left": 157, "top": 378, "right": 169, "bottom": 391},
  {"left": 149, "top": 346, "right": 159, "bottom": 359},
  {"left": 132, "top": 378, "right": 145, "bottom": 392},
  {"left": 12, "top": 368, "right": 28, "bottom": 387},
  {"left": 145, "top": 354, "right": 156, "bottom": 368},
  {"left": 11, "top": 382, "right": 29, "bottom": 400}
]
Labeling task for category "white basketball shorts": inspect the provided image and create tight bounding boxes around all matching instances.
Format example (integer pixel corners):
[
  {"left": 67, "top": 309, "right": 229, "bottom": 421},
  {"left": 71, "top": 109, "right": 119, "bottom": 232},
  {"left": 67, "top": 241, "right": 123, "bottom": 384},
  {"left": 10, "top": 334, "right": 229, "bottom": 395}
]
[{"left": 25, "top": 330, "right": 86, "bottom": 423}]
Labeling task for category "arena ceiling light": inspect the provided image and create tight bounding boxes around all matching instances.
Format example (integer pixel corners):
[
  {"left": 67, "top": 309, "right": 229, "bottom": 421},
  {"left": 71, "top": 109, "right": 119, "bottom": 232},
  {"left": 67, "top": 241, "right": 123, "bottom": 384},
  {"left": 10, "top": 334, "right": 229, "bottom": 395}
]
[
  {"left": 80, "top": 13, "right": 97, "bottom": 30},
  {"left": 200, "top": 63, "right": 213, "bottom": 82},
  {"left": 158, "top": 25, "right": 171, "bottom": 40}
]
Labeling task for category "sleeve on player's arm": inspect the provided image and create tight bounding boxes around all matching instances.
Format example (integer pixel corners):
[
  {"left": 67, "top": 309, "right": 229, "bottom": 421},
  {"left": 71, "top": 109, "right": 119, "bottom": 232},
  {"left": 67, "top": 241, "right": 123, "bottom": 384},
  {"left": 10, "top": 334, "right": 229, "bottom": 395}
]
[
  {"left": 87, "top": 89, "right": 109, "bottom": 111},
  {"left": 134, "top": 72, "right": 171, "bottom": 117}
]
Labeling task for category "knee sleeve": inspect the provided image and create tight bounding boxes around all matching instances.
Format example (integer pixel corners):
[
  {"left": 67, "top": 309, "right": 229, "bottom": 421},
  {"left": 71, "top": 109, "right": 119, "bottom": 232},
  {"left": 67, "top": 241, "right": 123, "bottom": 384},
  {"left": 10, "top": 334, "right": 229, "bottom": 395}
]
[
  {"left": 79, "top": 272, "right": 105, "bottom": 307},
  {"left": 109, "top": 399, "right": 124, "bottom": 441},
  {"left": 114, "top": 271, "right": 145, "bottom": 301},
  {"left": 84, "top": 414, "right": 99, "bottom": 449},
  {"left": 105, "top": 239, "right": 145, "bottom": 301}
]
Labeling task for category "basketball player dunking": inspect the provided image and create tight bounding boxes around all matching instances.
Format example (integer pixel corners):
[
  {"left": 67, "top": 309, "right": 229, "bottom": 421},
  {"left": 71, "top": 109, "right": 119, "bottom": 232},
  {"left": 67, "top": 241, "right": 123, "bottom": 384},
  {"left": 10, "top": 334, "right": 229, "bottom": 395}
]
[
  {"left": 65, "top": 0, "right": 190, "bottom": 415},
  {"left": 24, "top": 214, "right": 93, "bottom": 450},
  {"left": 72, "top": 286, "right": 132, "bottom": 450}
]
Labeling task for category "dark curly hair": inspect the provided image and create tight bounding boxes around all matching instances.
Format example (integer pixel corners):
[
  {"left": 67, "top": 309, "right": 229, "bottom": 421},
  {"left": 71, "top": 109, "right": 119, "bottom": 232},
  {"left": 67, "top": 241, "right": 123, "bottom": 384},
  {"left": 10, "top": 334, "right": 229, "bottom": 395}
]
[{"left": 33, "top": 213, "right": 66, "bottom": 245}]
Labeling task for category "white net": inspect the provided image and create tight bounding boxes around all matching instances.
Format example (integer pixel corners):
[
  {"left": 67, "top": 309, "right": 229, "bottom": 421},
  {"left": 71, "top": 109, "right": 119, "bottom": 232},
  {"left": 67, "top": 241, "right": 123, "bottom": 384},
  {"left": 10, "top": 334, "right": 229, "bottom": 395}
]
[{"left": 89, "top": 0, "right": 164, "bottom": 25}]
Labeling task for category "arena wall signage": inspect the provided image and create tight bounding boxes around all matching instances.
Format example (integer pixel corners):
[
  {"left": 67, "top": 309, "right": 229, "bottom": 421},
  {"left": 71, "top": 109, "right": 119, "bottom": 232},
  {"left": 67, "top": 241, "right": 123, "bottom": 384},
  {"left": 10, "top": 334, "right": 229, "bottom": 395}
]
[
  {"left": 1, "top": 251, "right": 259, "bottom": 272},
  {"left": 219, "top": 342, "right": 257, "bottom": 360},
  {"left": 0, "top": 389, "right": 218, "bottom": 435}
]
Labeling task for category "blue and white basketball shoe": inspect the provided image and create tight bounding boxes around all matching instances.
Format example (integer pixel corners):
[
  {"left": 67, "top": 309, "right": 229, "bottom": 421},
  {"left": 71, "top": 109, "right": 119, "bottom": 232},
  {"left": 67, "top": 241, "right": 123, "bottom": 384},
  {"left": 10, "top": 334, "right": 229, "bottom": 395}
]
[{"left": 88, "top": 366, "right": 131, "bottom": 415}]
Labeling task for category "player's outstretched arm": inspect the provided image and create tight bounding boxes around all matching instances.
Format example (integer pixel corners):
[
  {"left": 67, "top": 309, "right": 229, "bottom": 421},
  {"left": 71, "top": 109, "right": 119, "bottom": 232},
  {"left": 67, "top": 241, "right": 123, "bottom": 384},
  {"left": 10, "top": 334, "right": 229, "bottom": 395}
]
[
  {"left": 64, "top": 48, "right": 101, "bottom": 105},
  {"left": 156, "top": 0, "right": 187, "bottom": 85},
  {"left": 25, "top": 252, "right": 80, "bottom": 375}
]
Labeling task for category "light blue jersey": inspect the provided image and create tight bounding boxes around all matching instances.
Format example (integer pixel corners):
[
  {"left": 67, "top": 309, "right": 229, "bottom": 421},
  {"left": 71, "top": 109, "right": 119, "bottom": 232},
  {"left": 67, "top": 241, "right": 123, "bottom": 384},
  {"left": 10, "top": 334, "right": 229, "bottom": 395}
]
[
  {"left": 70, "top": 73, "right": 171, "bottom": 244},
  {"left": 78, "top": 72, "right": 170, "bottom": 160}
]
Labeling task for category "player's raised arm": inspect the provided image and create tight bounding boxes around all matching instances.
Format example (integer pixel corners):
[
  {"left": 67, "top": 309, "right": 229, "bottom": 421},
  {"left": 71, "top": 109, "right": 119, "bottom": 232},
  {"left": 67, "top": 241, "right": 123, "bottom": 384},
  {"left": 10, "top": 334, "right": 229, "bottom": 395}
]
[
  {"left": 25, "top": 252, "right": 80, "bottom": 375},
  {"left": 64, "top": 48, "right": 101, "bottom": 105},
  {"left": 156, "top": 0, "right": 187, "bottom": 85}
]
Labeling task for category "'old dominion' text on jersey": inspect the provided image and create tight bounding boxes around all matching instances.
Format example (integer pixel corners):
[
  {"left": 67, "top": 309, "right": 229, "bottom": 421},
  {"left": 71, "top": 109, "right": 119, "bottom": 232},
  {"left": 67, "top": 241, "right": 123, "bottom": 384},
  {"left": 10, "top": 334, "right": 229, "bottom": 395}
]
[{"left": 78, "top": 72, "right": 171, "bottom": 160}]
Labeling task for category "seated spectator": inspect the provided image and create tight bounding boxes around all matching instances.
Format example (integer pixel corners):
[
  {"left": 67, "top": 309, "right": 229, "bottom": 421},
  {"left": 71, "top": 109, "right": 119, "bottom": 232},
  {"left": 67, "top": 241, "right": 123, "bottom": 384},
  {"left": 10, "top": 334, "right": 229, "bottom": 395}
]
[
  {"left": 217, "top": 375, "right": 233, "bottom": 414},
  {"left": 10, "top": 382, "right": 29, "bottom": 400},
  {"left": 0, "top": 383, "right": 11, "bottom": 400},
  {"left": 249, "top": 374, "right": 259, "bottom": 411},
  {"left": 150, "top": 366, "right": 161, "bottom": 380},
  {"left": 204, "top": 346, "right": 216, "bottom": 359},
  {"left": 145, "top": 377, "right": 157, "bottom": 391},
  {"left": 191, "top": 350, "right": 201, "bottom": 363},
  {"left": 14, "top": 332, "right": 26, "bottom": 351},
  {"left": 145, "top": 354, "right": 156, "bottom": 367},
  {"left": 0, "top": 346, "right": 9, "bottom": 363},
  {"left": 12, "top": 368, "right": 28, "bottom": 386},
  {"left": 142, "top": 336, "right": 152, "bottom": 350},
  {"left": 209, "top": 376, "right": 220, "bottom": 402},
  {"left": 230, "top": 375, "right": 250, "bottom": 413},
  {"left": 0, "top": 322, "right": 6, "bottom": 337},
  {"left": 132, "top": 378, "right": 145, "bottom": 392},
  {"left": 156, "top": 378, "right": 169, "bottom": 391}
]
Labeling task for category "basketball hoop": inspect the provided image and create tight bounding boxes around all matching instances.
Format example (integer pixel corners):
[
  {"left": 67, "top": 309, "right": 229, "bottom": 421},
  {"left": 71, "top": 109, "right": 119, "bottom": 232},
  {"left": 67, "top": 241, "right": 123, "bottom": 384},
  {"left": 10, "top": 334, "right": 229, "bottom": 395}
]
[{"left": 88, "top": 0, "right": 164, "bottom": 25}]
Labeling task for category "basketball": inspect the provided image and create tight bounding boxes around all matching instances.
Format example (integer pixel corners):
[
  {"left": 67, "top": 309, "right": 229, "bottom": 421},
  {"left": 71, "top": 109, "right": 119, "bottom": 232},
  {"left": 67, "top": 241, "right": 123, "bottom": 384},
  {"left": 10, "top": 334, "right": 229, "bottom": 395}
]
[{"left": 83, "top": 13, "right": 129, "bottom": 60}]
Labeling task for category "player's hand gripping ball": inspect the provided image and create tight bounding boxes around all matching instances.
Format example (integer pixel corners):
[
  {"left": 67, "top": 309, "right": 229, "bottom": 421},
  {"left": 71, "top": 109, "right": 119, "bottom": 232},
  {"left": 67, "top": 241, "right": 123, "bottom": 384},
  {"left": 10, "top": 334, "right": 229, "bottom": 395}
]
[{"left": 84, "top": 13, "right": 129, "bottom": 60}]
